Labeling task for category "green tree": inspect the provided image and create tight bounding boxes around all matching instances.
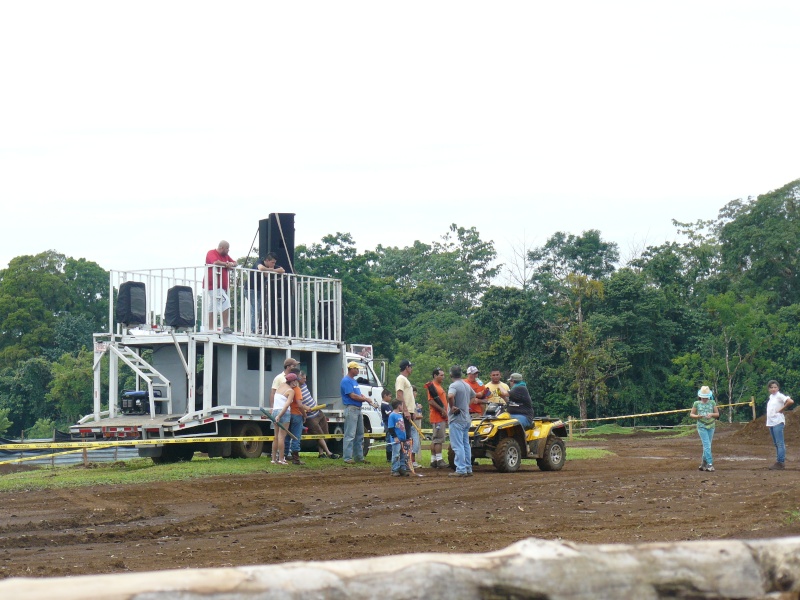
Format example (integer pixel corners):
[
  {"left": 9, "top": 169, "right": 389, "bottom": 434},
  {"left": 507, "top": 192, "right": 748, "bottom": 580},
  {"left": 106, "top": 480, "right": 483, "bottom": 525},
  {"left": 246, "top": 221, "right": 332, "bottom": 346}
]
[
  {"left": 26, "top": 418, "right": 57, "bottom": 439},
  {"left": 0, "top": 408, "right": 12, "bottom": 437},
  {"left": 295, "top": 233, "right": 401, "bottom": 358},
  {"left": 0, "top": 358, "right": 54, "bottom": 434},
  {"left": 548, "top": 274, "right": 629, "bottom": 421},
  {"left": 375, "top": 224, "right": 500, "bottom": 314},
  {"left": 47, "top": 348, "right": 95, "bottom": 424},
  {"left": 528, "top": 230, "right": 618, "bottom": 290},
  {"left": 717, "top": 179, "right": 800, "bottom": 308}
]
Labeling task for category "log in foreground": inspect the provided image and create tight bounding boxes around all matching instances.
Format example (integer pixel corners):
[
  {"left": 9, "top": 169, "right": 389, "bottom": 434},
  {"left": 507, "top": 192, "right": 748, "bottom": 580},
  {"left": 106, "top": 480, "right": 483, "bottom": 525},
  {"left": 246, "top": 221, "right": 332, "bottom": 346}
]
[{"left": 3, "top": 537, "right": 800, "bottom": 600}]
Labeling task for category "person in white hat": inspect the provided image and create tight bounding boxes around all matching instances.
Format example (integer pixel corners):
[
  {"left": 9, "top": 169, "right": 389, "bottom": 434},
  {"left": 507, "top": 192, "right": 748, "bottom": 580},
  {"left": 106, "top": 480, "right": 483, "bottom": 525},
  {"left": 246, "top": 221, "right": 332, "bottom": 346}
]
[{"left": 690, "top": 385, "right": 719, "bottom": 472}]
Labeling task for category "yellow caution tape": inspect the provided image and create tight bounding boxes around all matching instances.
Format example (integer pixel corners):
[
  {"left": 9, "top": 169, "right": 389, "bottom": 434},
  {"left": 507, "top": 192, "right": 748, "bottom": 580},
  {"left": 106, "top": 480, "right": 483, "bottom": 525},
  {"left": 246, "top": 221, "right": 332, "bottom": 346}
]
[
  {"left": 568, "top": 400, "right": 754, "bottom": 425},
  {"left": 0, "top": 432, "right": 386, "bottom": 452}
]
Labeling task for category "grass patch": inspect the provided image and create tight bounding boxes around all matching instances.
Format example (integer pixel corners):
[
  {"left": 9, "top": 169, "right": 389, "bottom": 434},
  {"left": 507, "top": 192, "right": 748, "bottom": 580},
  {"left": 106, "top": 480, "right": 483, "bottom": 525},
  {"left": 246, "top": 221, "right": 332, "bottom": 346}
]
[
  {"left": 0, "top": 441, "right": 606, "bottom": 493},
  {"left": 567, "top": 447, "right": 615, "bottom": 460},
  {"left": 574, "top": 424, "right": 634, "bottom": 438},
  {"left": 0, "top": 452, "right": 383, "bottom": 493}
]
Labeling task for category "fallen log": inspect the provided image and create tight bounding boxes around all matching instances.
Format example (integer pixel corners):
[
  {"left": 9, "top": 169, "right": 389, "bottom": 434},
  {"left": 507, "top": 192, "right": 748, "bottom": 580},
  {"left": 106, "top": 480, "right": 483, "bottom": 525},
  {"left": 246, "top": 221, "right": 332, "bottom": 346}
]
[{"left": 2, "top": 536, "right": 800, "bottom": 599}]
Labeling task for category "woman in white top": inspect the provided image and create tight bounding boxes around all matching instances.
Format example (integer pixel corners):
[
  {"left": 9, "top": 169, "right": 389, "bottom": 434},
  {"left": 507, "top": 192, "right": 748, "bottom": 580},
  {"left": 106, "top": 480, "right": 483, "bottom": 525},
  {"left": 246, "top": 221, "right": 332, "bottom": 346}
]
[{"left": 271, "top": 373, "right": 299, "bottom": 465}]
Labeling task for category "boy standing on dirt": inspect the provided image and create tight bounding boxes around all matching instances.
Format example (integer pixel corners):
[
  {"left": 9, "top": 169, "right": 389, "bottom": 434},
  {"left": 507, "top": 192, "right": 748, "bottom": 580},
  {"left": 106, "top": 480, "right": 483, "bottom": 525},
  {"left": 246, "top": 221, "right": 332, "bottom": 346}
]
[
  {"left": 387, "top": 399, "right": 410, "bottom": 477},
  {"left": 766, "top": 380, "right": 794, "bottom": 470}
]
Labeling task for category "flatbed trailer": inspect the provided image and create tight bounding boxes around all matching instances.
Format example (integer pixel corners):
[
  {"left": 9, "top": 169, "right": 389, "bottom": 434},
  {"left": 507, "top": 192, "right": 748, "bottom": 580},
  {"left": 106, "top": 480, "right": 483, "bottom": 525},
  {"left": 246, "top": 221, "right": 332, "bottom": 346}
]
[{"left": 70, "top": 233, "right": 384, "bottom": 462}]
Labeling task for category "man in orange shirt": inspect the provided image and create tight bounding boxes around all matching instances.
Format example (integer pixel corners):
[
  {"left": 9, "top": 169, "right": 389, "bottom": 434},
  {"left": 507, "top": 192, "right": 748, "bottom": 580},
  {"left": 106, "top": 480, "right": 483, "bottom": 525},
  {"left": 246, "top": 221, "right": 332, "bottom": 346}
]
[
  {"left": 465, "top": 366, "right": 489, "bottom": 416},
  {"left": 425, "top": 368, "right": 449, "bottom": 468}
]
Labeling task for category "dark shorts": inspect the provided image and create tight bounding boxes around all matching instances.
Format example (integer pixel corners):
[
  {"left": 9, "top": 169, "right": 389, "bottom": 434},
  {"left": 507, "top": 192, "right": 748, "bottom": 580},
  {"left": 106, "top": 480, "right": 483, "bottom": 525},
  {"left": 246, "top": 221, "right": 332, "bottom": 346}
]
[{"left": 305, "top": 412, "right": 328, "bottom": 435}]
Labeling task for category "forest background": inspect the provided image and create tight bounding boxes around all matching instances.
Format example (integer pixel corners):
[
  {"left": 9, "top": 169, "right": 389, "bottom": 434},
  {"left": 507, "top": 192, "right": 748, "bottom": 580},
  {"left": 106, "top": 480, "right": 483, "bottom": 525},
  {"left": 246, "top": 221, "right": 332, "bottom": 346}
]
[{"left": 1, "top": 179, "right": 798, "bottom": 437}]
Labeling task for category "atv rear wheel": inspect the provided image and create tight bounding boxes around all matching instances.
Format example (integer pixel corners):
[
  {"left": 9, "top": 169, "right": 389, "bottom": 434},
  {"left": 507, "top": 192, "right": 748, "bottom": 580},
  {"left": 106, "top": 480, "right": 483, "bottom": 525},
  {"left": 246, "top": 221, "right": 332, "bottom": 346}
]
[
  {"left": 536, "top": 435, "right": 566, "bottom": 471},
  {"left": 492, "top": 437, "right": 521, "bottom": 473}
]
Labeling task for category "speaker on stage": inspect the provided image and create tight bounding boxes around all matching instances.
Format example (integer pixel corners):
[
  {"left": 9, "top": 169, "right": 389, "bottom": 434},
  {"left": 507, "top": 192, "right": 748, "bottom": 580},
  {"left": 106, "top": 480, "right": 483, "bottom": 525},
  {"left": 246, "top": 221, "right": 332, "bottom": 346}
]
[
  {"left": 165, "top": 285, "right": 195, "bottom": 328},
  {"left": 258, "top": 213, "right": 295, "bottom": 274},
  {"left": 116, "top": 281, "right": 147, "bottom": 326}
]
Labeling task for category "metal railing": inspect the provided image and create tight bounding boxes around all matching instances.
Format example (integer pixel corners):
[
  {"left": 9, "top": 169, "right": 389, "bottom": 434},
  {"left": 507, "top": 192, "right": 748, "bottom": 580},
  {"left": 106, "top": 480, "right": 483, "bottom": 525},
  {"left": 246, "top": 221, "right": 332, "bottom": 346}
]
[{"left": 107, "top": 266, "right": 342, "bottom": 343}]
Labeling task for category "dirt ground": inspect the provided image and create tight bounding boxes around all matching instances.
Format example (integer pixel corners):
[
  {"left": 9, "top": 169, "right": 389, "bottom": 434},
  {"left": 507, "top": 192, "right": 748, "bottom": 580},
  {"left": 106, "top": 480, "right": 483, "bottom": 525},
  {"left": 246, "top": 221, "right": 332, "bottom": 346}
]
[{"left": 2, "top": 416, "right": 800, "bottom": 580}]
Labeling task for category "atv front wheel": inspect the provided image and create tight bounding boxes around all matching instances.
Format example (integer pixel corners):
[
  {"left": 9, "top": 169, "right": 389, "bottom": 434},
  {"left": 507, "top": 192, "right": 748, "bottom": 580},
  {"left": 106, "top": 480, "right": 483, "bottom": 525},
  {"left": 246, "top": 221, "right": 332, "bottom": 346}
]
[
  {"left": 492, "top": 437, "right": 521, "bottom": 473},
  {"left": 536, "top": 435, "right": 566, "bottom": 471}
]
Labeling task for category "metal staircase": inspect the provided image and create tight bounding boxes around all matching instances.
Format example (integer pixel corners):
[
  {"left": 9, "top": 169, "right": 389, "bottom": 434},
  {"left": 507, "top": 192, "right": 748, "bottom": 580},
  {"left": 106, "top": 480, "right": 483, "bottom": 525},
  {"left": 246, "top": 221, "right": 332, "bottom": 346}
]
[{"left": 109, "top": 345, "right": 172, "bottom": 418}]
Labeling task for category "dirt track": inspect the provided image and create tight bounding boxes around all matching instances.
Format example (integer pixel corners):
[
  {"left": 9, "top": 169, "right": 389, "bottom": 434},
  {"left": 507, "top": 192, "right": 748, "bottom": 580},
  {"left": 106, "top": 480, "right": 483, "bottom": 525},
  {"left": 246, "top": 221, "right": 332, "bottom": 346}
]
[{"left": 2, "top": 418, "right": 800, "bottom": 580}]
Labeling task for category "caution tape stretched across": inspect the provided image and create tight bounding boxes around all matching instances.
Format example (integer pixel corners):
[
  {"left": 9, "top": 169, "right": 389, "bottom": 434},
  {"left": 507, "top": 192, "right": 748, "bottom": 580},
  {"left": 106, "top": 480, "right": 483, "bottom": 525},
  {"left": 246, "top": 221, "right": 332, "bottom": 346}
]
[{"left": 0, "top": 432, "right": 386, "bottom": 453}]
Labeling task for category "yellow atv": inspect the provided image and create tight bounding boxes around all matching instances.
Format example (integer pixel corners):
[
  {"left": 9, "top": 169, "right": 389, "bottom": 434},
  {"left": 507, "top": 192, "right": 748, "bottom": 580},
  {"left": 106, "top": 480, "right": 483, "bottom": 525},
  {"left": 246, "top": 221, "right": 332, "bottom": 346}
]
[{"left": 449, "top": 402, "right": 567, "bottom": 473}]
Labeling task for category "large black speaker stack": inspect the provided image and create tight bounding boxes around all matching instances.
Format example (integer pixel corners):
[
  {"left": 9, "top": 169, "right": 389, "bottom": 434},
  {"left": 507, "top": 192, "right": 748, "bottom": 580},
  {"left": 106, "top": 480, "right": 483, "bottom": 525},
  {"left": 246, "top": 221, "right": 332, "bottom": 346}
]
[
  {"left": 165, "top": 285, "right": 195, "bottom": 328},
  {"left": 116, "top": 281, "right": 147, "bottom": 326},
  {"left": 258, "top": 213, "right": 295, "bottom": 273}
]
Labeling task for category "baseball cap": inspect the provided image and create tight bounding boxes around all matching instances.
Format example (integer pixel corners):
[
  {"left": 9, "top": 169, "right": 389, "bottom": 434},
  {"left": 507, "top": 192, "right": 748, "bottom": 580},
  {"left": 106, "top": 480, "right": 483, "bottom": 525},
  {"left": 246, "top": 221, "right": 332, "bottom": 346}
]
[
  {"left": 399, "top": 359, "right": 413, "bottom": 371},
  {"left": 347, "top": 361, "right": 361, "bottom": 370},
  {"left": 283, "top": 357, "right": 298, "bottom": 368},
  {"left": 467, "top": 366, "right": 479, "bottom": 375},
  {"left": 285, "top": 373, "right": 298, "bottom": 382},
  {"left": 508, "top": 373, "right": 523, "bottom": 382}
]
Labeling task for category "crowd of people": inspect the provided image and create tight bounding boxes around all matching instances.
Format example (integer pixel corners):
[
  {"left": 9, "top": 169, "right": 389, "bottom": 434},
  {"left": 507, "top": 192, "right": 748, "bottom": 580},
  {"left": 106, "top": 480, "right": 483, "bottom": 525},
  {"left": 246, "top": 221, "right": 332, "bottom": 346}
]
[{"left": 206, "top": 242, "right": 794, "bottom": 476}]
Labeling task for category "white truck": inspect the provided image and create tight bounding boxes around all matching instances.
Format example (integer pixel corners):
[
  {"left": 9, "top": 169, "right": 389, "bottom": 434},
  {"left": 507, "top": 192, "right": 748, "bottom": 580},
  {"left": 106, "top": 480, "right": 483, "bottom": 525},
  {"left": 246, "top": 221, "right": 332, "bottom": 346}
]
[{"left": 70, "top": 222, "right": 384, "bottom": 462}]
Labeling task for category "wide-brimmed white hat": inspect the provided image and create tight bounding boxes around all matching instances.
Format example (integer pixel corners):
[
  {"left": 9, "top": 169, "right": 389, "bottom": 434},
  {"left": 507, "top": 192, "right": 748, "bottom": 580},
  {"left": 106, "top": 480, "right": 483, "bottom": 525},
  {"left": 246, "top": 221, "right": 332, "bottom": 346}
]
[{"left": 697, "top": 385, "right": 713, "bottom": 398}]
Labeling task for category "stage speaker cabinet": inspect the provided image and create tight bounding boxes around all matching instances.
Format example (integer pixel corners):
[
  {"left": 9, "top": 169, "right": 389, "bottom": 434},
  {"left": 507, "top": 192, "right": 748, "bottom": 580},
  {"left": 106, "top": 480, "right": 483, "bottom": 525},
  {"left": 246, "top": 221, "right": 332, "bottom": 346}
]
[
  {"left": 259, "top": 213, "right": 295, "bottom": 273},
  {"left": 165, "top": 285, "right": 195, "bottom": 328},
  {"left": 116, "top": 281, "right": 147, "bottom": 326}
]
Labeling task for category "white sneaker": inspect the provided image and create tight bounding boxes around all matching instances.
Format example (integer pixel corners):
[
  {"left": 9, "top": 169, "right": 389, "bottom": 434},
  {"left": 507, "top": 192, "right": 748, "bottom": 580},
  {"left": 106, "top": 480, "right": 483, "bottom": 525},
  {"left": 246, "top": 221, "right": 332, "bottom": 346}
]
[{"left": 412, "top": 462, "right": 421, "bottom": 468}]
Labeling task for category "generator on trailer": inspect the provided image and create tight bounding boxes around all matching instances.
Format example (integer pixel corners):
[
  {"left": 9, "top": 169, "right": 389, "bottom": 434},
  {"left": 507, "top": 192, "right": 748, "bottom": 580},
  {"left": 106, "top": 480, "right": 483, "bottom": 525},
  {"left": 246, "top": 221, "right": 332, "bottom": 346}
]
[{"left": 70, "top": 214, "right": 384, "bottom": 462}]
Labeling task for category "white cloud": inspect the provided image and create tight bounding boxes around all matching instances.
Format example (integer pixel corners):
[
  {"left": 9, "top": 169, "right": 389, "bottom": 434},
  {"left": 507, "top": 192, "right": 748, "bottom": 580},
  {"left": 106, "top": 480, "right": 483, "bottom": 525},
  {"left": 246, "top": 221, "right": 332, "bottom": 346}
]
[{"left": 1, "top": 1, "right": 798, "bottom": 273}]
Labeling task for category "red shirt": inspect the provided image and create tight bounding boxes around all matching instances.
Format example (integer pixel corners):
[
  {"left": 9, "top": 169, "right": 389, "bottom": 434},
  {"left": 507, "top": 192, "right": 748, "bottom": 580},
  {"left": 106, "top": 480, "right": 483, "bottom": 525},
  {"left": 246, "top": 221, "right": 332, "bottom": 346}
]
[
  {"left": 466, "top": 379, "right": 486, "bottom": 414},
  {"left": 426, "top": 381, "right": 448, "bottom": 424},
  {"left": 206, "top": 249, "right": 231, "bottom": 290}
]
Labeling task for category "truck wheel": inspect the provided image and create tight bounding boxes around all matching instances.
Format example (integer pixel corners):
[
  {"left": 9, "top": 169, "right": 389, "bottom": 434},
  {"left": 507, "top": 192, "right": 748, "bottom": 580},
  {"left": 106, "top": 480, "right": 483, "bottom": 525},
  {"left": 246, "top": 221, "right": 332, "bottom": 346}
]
[
  {"left": 536, "top": 435, "right": 566, "bottom": 471},
  {"left": 492, "top": 437, "right": 522, "bottom": 473},
  {"left": 231, "top": 422, "right": 264, "bottom": 459},
  {"left": 152, "top": 443, "right": 195, "bottom": 464},
  {"left": 328, "top": 424, "right": 344, "bottom": 456}
]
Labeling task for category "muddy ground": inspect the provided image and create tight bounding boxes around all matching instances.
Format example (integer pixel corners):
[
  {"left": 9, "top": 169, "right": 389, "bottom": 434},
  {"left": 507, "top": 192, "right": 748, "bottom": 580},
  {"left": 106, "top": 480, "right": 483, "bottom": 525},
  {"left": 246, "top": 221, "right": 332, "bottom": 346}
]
[{"left": 2, "top": 417, "right": 800, "bottom": 580}]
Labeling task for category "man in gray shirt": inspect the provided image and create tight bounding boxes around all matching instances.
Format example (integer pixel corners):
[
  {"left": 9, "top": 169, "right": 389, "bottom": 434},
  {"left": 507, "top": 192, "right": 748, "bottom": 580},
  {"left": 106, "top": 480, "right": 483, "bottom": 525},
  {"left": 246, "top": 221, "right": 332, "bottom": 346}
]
[{"left": 447, "top": 365, "right": 476, "bottom": 477}]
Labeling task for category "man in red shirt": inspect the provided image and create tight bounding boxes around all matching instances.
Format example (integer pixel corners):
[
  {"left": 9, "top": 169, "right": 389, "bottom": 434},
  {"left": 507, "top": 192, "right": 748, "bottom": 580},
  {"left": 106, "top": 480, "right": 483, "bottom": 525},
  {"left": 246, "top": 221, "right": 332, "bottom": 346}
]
[
  {"left": 465, "top": 366, "right": 489, "bottom": 416},
  {"left": 205, "top": 240, "right": 236, "bottom": 333},
  {"left": 425, "top": 368, "right": 448, "bottom": 468}
]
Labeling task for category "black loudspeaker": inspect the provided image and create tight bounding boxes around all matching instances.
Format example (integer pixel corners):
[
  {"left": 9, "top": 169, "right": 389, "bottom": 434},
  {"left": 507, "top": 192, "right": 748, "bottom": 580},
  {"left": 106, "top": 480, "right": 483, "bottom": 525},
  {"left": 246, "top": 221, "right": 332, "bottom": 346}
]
[
  {"left": 116, "top": 281, "right": 147, "bottom": 326},
  {"left": 258, "top": 213, "right": 295, "bottom": 273},
  {"left": 165, "top": 285, "right": 195, "bottom": 328}
]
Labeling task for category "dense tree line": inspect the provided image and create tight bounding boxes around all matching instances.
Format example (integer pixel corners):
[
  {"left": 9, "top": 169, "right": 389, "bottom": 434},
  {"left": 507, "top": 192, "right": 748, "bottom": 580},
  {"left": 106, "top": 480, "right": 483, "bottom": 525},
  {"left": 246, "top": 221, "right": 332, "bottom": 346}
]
[{"left": 1, "top": 180, "right": 798, "bottom": 436}]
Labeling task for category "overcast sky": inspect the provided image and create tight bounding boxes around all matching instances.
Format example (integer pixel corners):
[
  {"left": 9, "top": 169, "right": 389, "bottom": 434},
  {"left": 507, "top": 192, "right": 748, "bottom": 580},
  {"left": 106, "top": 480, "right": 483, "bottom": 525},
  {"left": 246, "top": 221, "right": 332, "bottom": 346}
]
[{"left": 1, "top": 1, "right": 797, "bottom": 280}]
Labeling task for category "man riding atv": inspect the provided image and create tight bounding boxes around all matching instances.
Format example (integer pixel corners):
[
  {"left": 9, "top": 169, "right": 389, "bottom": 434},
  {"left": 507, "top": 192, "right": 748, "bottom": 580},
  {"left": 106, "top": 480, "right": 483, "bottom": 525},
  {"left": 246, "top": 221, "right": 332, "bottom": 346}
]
[
  {"left": 506, "top": 372, "right": 534, "bottom": 429},
  {"left": 448, "top": 371, "right": 567, "bottom": 473}
]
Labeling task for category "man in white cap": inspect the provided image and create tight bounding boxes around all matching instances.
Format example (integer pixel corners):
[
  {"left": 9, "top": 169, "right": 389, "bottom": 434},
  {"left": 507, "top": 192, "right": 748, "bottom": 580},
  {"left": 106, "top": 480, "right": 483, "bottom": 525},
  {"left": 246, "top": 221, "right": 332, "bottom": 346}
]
[{"left": 465, "top": 366, "right": 489, "bottom": 416}]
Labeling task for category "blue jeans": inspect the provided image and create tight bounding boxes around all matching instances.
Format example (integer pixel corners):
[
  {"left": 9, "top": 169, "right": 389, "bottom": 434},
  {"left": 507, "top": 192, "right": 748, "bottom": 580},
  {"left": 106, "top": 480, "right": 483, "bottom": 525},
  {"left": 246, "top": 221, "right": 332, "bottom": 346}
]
[
  {"left": 247, "top": 289, "right": 257, "bottom": 333},
  {"left": 409, "top": 424, "right": 420, "bottom": 455},
  {"left": 343, "top": 405, "right": 364, "bottom": 462},
  {"left": 697, "top": 426, "right": 715, "bottom": 465},
  {"left": 285, "top": 413, "right": 304, "bottom": 455},
  {"left": 391, "top": 439, "right": 408, "bottom": 472},
  {"left": 513, "top": 414, "right": 532, "bottom": 430},
  {"left": 449, "top": 421, "right": 471, "bottom": 474},
  {"left": 770, "top": 423, "right": 786, "bottom": 463}
]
